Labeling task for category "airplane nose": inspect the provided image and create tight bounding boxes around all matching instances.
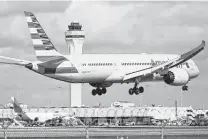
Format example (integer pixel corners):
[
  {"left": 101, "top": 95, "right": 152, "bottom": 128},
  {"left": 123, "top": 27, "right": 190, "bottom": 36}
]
[
  {"left": 191, "top": 65, "right": 200, "bottom": 78},
  {"left": 195, "top": 66, "right": 200, "bottom": 77}
]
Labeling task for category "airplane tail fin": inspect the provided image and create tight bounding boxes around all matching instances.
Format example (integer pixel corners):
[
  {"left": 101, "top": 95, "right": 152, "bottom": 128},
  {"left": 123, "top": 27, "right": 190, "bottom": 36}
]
[
  {"left": 24, "top": 11, "right": 61, "bottom": 62},
  {"left": 11, "top": 97, "right": 23, "bottom": 114}
]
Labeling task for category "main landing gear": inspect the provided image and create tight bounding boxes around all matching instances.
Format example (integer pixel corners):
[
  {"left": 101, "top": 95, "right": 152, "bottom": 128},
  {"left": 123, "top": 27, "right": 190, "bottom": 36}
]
[
  {"left": 129, "top": 83, "right": 144, "bottom": 95},
  {"left": 182, "top": 85, "right": 188, "bottom": 91},
  {"left": 92, "top": 88, "right": 107, "bottom": 96}
]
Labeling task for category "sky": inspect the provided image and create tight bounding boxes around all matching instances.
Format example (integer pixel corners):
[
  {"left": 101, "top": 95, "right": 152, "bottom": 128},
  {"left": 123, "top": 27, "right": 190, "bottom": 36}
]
[{"left": 0, "top": 1, "right": 208, "bottom": 109}]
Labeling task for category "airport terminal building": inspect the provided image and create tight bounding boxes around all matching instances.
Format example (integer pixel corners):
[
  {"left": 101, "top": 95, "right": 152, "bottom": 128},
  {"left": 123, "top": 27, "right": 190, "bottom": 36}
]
[{"left": 0, "top": 101, "right": 206, "bottom": 126}]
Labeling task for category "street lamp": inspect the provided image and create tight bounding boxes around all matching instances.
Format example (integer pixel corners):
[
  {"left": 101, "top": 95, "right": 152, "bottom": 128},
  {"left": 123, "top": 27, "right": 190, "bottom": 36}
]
[
  {"left": 71, "top": 117, "right": 89, "bottom": 139},
  {"left": 180, "top": 90, "right": 183, "bottom": 107},
  {"left": 168, "top": 98, "right": 178, "bottom": 119},
  {"left": 79, "top": 119, "right": 89, "bottom": 139}
]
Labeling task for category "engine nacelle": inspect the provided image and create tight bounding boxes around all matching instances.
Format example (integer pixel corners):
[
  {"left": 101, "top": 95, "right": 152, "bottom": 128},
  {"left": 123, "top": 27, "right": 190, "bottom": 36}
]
[
  {"left": 163, "top": 68, "right": 189, "bottom": 86},
  {"left": 89, "top": 82, "right": 113, "bottom": 88}
]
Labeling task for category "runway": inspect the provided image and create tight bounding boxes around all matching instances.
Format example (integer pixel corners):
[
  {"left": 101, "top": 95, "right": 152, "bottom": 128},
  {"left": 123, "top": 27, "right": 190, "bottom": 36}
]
[{"left": 0, "top": 126, "right": 208, "bottom": 138}]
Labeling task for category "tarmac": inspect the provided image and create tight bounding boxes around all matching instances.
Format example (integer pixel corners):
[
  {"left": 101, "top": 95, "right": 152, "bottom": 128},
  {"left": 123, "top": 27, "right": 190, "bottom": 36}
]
[{"left": 0, "top": 126, "right": 208, "bottom": 138}]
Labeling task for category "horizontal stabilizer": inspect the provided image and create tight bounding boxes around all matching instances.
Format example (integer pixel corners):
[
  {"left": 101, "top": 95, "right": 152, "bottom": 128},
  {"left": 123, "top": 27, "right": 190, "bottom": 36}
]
[{"left": 0, "top": 56, "right": 31, "bottom": 66}]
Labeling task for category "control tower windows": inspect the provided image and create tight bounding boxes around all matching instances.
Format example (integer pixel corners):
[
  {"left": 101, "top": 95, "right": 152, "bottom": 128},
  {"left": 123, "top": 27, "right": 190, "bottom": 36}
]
[{"left": 68, "top": 22, "right": 82, "bottom": 31}]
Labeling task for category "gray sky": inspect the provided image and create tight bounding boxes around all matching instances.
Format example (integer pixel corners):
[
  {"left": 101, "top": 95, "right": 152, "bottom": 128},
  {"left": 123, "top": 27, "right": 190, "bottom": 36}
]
[{"left": 0, "top": 1, "right": 207, "bottom": 109}]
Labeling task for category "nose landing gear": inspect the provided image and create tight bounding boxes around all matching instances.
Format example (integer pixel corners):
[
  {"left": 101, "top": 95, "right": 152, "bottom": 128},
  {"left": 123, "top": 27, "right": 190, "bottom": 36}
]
[{"left": 182, "top": 85, "right": 188, "bottom": 91}]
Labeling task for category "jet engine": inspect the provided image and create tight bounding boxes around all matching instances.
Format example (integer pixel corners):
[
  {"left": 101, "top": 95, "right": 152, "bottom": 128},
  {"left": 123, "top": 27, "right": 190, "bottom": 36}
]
[
  {"left": 89, "top": 82, "right": 113, "bottom": 88},
  {"left": 163, "top": 68, "right": 189, "bottom": 86}
]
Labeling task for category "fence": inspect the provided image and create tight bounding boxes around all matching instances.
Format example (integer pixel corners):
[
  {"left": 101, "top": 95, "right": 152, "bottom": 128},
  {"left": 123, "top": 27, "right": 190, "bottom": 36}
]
[{"left": 0, "top": 125, "right": 208, "bottom": 139}]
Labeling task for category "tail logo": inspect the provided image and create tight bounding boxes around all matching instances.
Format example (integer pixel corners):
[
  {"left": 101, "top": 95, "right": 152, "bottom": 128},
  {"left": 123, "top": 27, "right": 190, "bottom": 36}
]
[{"left": 24, "top": 11, "right": 59, "bottom": 61}]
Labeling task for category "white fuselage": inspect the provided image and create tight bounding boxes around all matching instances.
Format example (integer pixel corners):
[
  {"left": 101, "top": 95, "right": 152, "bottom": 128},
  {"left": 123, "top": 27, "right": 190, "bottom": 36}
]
[
  {"left": 15, "top": 111, "right": 69, "bottom": 123},
  {"left": 34, "top": 54, "right": 200, "bottom": 84}
]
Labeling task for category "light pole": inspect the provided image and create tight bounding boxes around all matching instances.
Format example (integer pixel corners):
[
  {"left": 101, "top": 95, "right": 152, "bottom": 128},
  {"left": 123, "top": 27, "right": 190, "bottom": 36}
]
[
  {"left": 161, "top": 120, "right": 165, "bottom": 139},
  {"left": 72, "top": 117, "right": 89, "bottom": 139},
  {"left": 180, "top": 90, "right": 183, "bottom": 107},
  {"left": 168, "top": 98, "right": 178, "bottom": 120}
]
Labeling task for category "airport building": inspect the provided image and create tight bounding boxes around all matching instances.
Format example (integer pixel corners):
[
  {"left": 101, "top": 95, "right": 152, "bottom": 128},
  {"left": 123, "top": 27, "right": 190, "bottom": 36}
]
[{"left": 0, "top": 101, "right": 207, "bottom": 126}]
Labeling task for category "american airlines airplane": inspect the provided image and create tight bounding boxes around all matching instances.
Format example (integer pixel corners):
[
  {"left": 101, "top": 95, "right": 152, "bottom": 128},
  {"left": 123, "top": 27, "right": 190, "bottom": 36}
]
[
  {"left": 11, "top": 97, "right": 69, "bottom": 123},
  {"left": 0, "top": 11, "right": 205, "bottom": 96}
]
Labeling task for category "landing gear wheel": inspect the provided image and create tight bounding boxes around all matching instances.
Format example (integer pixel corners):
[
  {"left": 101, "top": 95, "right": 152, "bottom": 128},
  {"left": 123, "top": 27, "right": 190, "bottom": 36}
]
[
  {"left": 182, "top": 85, "right": 188, "bottom": 91},
  {"left": 129, "top": 88, "right": 133, "bottom": 95},
  {"left": 102, "top": 88, "right": 107, "bottom": 94},
  {"left": 96, "top": 88, "right": 102, "bottom": 96},
  {"left": 138, "top": 86, "right": 144, "bottom": 93},
  {"left": 133, "top": 87, "right": 139, "bottom": 95},
  {"left": 92, "top": 89, "right": 96, "bottom": 96}
]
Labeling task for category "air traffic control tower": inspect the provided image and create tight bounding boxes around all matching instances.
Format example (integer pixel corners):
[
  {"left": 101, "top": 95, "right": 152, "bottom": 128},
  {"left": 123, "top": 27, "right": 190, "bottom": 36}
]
[{"left": 65, "top": 22, "right": 85, "bottom": 107}]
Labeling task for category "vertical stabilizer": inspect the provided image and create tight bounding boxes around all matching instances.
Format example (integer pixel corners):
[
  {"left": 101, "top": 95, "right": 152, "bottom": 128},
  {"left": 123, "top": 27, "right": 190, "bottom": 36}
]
[
  {"left": 11, "top": 97, "right": 22, "bottom": 114},
  {"left": 24, "top": 11, "right": 61, "bottom": 62}
]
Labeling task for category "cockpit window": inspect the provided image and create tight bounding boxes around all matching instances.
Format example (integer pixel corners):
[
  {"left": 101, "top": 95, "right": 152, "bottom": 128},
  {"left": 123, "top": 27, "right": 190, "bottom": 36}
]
[{"left": 186, "top": 63, "right": 190, "bottom": 68}]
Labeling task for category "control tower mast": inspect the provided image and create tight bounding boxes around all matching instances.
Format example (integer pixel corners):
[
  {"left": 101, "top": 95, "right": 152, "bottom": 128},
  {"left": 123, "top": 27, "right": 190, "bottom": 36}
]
[{"left": 65, "top": 22, "right": 85, "bottom": 107}]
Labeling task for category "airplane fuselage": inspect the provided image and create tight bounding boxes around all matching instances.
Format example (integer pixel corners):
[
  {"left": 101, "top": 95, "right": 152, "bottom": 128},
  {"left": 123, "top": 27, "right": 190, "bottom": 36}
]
[{"left": 28, "top": 54, "right": 200, "bottom": 85}]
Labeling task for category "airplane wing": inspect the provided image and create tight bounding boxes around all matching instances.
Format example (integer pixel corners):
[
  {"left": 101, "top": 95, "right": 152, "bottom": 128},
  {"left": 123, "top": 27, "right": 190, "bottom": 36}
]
[
  {"left": 0, "top": 56, "right": 31, "bottom": 66},
  {"left": 123, "top": 40, "right": 205, "bottom": 81}
]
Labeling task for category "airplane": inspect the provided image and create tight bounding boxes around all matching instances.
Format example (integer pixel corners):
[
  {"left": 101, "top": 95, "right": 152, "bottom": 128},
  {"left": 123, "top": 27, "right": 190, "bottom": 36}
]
[
  {"left": 0, "top": 11, "right": 205, "bottom": 96},
  {"left": 11, "top": 97, "right": 69, "bottom": 123}
]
